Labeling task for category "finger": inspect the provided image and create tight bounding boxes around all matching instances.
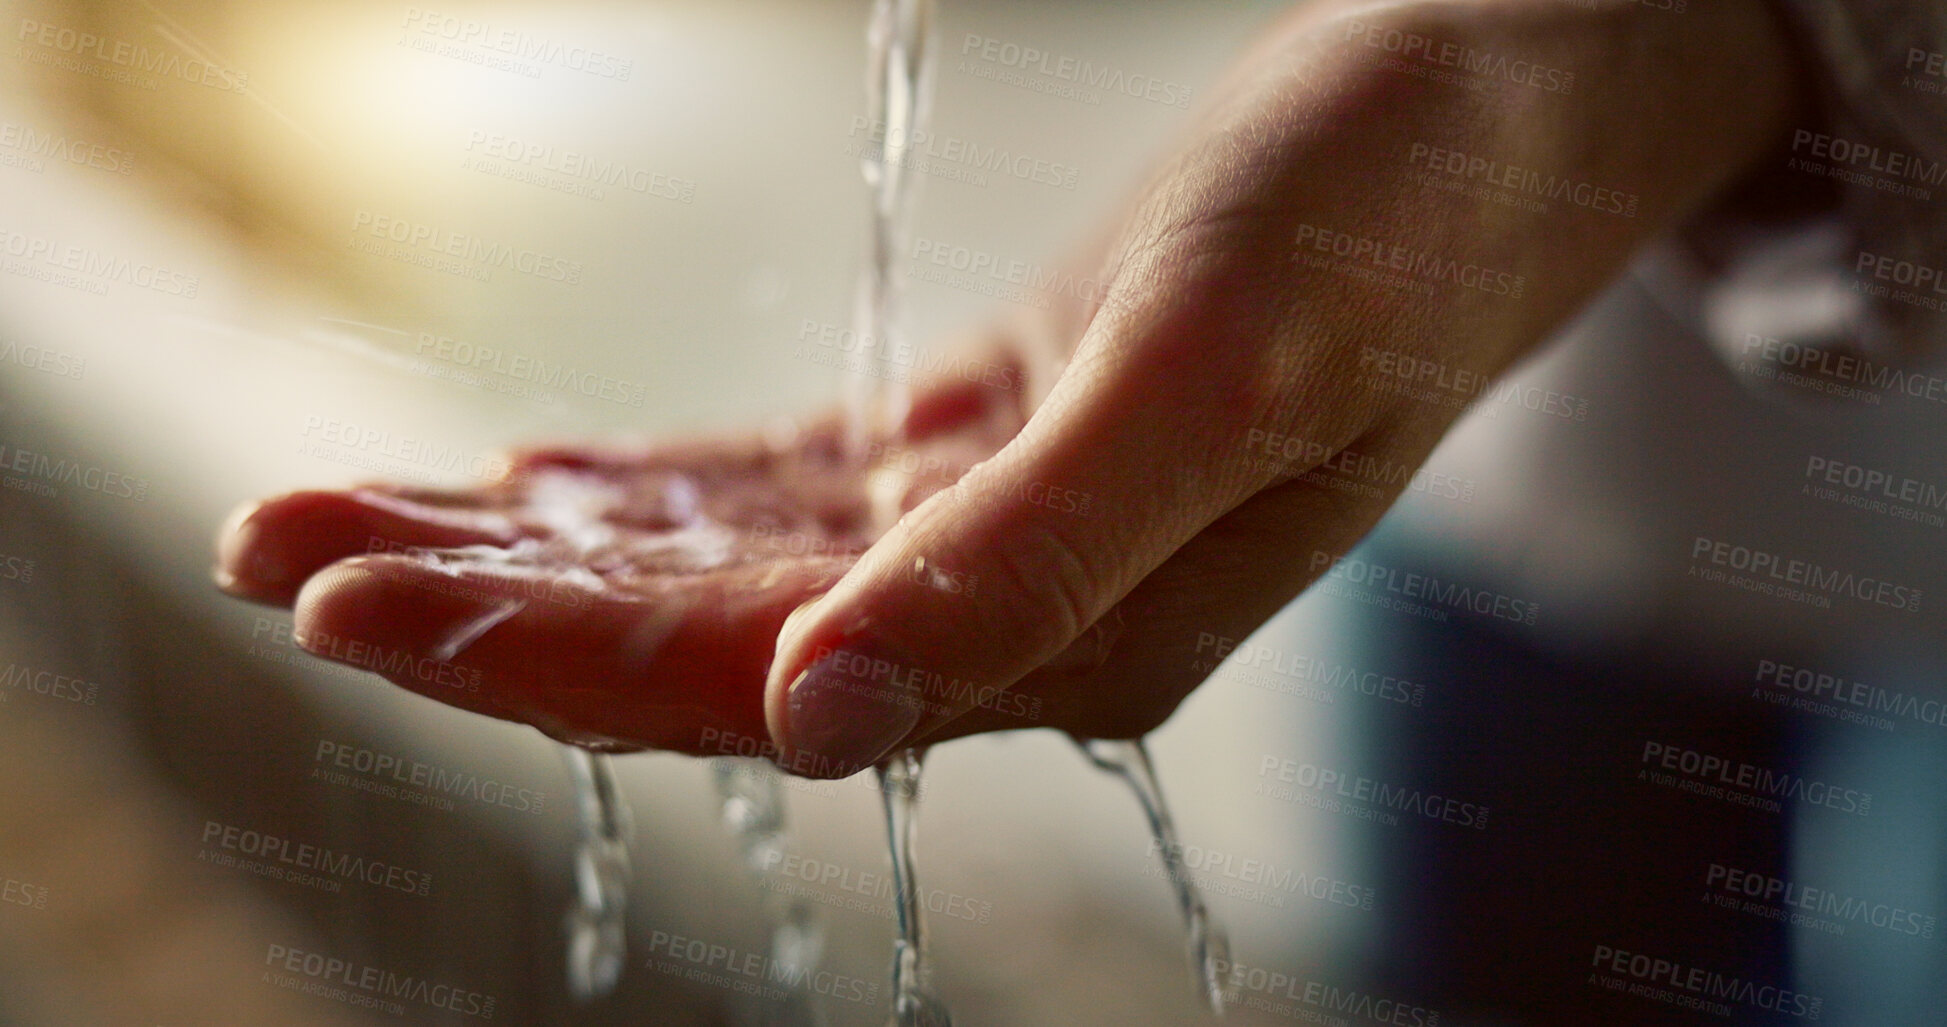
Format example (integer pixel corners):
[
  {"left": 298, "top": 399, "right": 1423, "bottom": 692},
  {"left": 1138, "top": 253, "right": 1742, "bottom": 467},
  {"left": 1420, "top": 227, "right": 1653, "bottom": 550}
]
[
  {"left": 502, "top": 412, "right": 855, "bottom": 479},
  {"left": 292, "top": 552, "right": 853, "bottom": 757},
  {"left": 215, "top": 489, "right": 526, "bottom": 606},
  {"left": 916, "top": 453, "right": 1404, "bottom": 745},
  {"left": 762, "top": 257, "right": 1382, "bottom": 775}
]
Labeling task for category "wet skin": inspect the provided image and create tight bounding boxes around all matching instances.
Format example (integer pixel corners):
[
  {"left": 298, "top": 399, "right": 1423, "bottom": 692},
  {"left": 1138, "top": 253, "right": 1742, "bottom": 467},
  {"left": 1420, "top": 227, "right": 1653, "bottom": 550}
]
[{"left": 216, "top": 373, "right": 1030, "bottom": 759}]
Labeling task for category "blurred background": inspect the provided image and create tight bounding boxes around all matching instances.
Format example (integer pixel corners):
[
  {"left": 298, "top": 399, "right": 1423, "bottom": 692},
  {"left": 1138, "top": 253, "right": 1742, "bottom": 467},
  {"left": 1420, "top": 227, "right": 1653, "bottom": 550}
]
[{"left": 2, "top": 0, "right": 1946, "bottom": 1023}]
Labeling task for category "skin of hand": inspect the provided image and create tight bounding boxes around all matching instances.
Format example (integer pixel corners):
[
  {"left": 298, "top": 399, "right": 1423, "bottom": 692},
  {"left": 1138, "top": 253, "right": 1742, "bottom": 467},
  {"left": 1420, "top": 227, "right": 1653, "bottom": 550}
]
[{"left": 216, "top": 0, "right": 1798, "bottom": 778}]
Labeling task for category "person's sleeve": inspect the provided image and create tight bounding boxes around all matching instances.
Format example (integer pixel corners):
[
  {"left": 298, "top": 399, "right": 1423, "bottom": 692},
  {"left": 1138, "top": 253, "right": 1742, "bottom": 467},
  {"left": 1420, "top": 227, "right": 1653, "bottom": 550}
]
[{"left": 1635, "top": 1, "right": 1947, "bottom": 403}]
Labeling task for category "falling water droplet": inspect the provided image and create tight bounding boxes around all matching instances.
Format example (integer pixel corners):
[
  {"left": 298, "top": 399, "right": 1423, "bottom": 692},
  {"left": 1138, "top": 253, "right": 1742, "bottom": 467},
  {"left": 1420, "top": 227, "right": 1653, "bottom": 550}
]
[
  {"left": 1077, "top": 736, "right": 1230, "bottom": 1017},
  {"left": 714, "top": 758, "right": 827, "bottom": 1027},
  {"left": 563, "top": 747, "right": 634, "bottom": 1002},
  {"left": 878, "top": 748, "right": 953, "bottom": 1027}
]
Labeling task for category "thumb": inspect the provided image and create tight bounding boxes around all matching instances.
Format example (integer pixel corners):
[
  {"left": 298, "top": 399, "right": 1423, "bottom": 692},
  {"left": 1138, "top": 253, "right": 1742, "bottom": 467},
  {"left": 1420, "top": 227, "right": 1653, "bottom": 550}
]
[{"left": 763, "top": 287, "right": 1365, "bottom": 778}]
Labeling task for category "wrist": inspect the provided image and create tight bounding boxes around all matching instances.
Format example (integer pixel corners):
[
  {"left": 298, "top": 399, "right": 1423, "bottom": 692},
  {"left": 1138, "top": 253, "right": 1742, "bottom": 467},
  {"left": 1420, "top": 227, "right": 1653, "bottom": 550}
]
[{"left": 1260, "top": 0, "right": 1800, "bottom": 379}]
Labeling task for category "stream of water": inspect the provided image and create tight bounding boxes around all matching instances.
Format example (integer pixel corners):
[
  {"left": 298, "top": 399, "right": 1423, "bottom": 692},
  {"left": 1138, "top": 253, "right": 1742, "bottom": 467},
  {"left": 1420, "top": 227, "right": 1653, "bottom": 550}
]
[
  {"left": 563, "top": 747, "right": 633, "bottom": 1002},
  {"left": 715, "top": 758, "right": 828, "bottom": 1026},
  {"left": 556, "top": 0, "right": 1227, "bottom": 1019},
  {"left": 878, "top": 749, "right": 953, "bottom": 1026},
  {"left": 847, "top": 0, "right": 937, "bottom": 456},
  {"left": 1078, "top": 737, "right": 1231, "bottom": 1016}
]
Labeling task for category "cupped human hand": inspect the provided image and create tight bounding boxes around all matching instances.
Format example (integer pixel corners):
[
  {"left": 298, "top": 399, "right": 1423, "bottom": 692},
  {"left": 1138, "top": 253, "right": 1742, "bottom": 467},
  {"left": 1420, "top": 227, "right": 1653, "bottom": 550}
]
[
  {"left": 215, "top": 366, "right": 1032, "bottom": 760},
  {"left": 218, "top": 0, "right": 1797, "bottom": 778}
]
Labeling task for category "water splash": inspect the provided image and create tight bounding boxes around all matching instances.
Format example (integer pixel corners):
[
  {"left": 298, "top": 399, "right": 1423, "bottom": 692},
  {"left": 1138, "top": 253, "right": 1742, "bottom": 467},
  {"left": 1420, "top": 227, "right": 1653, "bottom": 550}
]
[
  {"left": 847, "top": 0, "right": 938, "bottom": 456},
  {"left": 713, "top": 758, "right": 827, "bottom": 1027},
  {"left": 878, "top": 749, "right": 953, "bottom": 1026},
  {"left": 1077, "top": 737, "right": 1230, "bottom": 1016},
  {"left": 563, "top": 747, "right": 634, "bottom": 1001}
]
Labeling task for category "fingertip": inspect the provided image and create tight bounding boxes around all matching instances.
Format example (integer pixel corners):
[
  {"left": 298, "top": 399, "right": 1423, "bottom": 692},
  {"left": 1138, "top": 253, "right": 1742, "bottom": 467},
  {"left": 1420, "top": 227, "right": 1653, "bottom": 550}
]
[
  {"left": 290, "top": 557, "right": 388, "bottom": 651},
  {"left": 212, "top": 497, "right": 270, "bottom": 599},
  {"left": 782, "top": 642, "right": 925, "bottom": 778},
  {"left": 213, "top": 489, "right": 520, "bottom": 607},
  {"left": 215, "top": 491, "right": 344, "bottom": 606},
  {"left": 762, "top": 589, "right": 936, "bottom": 778},
  {"left": 763, "top": 594, "right": 832, "bottom": 754},
  {"left": 293, "top": 554, "right": 527, "bottom": 657}
]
